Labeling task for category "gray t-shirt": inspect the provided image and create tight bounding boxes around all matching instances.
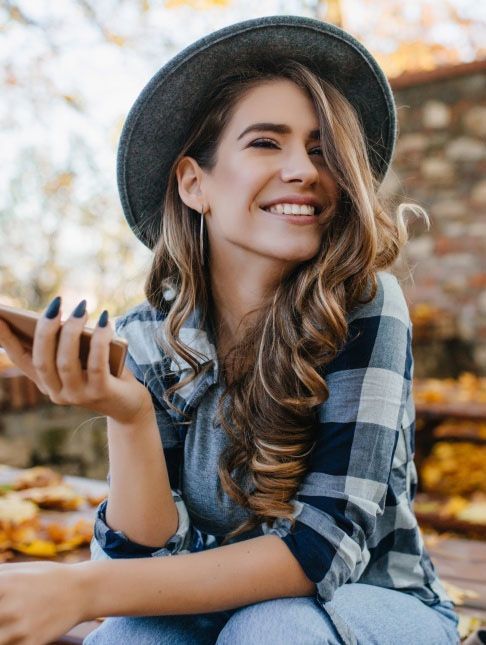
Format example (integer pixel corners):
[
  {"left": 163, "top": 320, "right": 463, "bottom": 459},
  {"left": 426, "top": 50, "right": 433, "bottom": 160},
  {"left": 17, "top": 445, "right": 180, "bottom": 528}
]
[{"left": 182, "top": 380, "right": 253, "bottom": 537}]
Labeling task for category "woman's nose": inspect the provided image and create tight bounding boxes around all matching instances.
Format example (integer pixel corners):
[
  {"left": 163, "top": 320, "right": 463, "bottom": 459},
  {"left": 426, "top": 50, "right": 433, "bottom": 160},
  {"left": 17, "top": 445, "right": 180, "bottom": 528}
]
[{"left": 280, "top": 147, "right": 320, "bottom": 184}]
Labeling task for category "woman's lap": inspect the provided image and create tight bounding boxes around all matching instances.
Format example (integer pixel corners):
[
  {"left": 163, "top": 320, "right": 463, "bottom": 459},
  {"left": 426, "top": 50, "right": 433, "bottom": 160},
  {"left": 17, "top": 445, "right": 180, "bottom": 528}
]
[
  {"left": 82, "top": 598, "right": 340, "bottom": 645},
  {"left": 217, "top": 584, "right": 460, "bottom": 645},
  {"left": 83, "top": 583, "right": 460, "bottom": 645},
  {"left": 83, "top": 610, "right": 231, "bottom": 645}
]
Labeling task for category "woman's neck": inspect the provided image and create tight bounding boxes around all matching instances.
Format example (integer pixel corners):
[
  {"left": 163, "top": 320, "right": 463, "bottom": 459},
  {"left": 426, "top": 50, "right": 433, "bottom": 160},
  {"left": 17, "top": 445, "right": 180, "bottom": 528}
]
[{"left": 207, "top": 250, "right": 292, "bottom": 383}]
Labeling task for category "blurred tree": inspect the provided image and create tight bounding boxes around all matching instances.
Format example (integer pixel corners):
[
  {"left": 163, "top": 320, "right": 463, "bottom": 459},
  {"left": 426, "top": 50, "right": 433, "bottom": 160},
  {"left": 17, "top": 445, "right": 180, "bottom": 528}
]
[
  {"left": 342, "top": 0, "right": 485, "bottom": 78},
  {"left": 0, "top": 141, "right": 147, "bottom": 315},
  {"left": 0, "top": 0, "right": 161, "bottom": 315}
]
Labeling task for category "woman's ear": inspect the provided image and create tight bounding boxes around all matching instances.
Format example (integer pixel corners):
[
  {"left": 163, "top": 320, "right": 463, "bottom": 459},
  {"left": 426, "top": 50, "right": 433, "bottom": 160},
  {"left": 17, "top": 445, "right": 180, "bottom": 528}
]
[{"left": 176, "top": 156, "right": 205, "bottom": 211}]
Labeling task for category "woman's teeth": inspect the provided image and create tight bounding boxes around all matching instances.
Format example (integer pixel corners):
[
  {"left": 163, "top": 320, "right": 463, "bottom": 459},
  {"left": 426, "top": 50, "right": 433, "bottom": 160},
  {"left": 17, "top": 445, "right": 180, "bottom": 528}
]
[{"left": 264, "top": 204, "right": 316, "bottom": 216}]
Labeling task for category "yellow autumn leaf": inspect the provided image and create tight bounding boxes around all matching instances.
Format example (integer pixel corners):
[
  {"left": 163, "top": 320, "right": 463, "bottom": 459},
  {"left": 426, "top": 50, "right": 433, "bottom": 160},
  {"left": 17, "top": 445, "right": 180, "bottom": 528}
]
[
  {"left": 13, "top": 540, "right": 57, "bottom": 557},
  {"left": 43, "top": 172, "right": 74, "bottom": 196},
  {"left": 55, "top": 536, "right": 86, "bottom": 552},
  {"left": 8, "top": 7, "right": 22, "bottom": 21},
  {"left": 62, "top": 94, "right": 83, "bottom": 110},
  {"left": 438, "top": 495, "right": 469, "bottom": 519},
  {"left": 104, "top": 30, "right": 126, "bottom": 47}
]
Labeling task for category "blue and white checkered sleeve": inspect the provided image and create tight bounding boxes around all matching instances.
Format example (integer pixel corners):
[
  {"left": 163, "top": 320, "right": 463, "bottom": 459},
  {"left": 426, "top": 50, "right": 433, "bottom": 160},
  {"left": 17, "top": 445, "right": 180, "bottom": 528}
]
[
  {"left": 90, "top": 490, "right": 205, "bottom": 560},
  {"left": 261, "top": 273, "right": 412, "bottom": 603},
  {"left": 89, "top": 309, "right": 204, "bottom": 560}
]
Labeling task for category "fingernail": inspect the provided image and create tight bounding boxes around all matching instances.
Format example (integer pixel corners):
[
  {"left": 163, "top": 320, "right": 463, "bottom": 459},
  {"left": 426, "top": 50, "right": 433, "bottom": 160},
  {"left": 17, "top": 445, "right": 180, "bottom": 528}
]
[
  {"left": 45, "top": 296, "right": 61, "bottom": 319},
  {"left": 72, "top": 299, "right": 87, "bottom": 318},
  {"left": 98, "top": 310, "right": 109, "bottom": 328}
]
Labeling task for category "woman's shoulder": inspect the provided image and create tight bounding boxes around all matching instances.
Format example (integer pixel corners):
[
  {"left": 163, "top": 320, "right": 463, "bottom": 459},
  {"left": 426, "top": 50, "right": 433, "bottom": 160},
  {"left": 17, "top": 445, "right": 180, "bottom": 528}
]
[
  {"left": 324, "top": 271, "right": 413, "bottom": 379},
  {"left": 347, "top": 270, "right": 411, "bottom": 330}
]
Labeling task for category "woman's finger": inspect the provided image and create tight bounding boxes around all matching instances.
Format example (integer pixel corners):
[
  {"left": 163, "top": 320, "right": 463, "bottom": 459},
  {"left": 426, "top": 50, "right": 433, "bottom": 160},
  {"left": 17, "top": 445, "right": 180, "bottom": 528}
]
[
  {"left": 86, "top": 310, "right": 113, "bottom": 397},
  {"left": 32, "top": 296, "right": 63, "bottom": 395},
  {"left": 0, "top": 319, "right": 40, "bottom": 386},
  {"left": 55, "top": 300, "right": 88, "bottom": 400}
]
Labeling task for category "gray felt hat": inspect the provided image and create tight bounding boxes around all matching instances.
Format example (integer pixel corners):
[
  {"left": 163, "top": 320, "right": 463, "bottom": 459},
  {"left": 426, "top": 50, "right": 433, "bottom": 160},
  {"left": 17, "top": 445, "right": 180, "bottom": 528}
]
[{"left": 117, "top": 14, "right": 397, "bottom": 250}]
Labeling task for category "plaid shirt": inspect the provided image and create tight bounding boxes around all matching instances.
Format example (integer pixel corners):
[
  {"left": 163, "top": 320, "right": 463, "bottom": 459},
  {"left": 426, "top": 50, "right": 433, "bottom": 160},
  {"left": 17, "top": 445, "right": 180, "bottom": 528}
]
[{"left": 91, "top": 271, "right": 452, "bottom": 610}]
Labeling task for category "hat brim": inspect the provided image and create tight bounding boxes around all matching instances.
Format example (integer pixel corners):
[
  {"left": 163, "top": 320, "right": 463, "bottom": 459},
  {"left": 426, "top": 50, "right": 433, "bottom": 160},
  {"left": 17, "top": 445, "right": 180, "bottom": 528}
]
[{"left": 117, "top": 15, "right": 397, "bottom": 249}]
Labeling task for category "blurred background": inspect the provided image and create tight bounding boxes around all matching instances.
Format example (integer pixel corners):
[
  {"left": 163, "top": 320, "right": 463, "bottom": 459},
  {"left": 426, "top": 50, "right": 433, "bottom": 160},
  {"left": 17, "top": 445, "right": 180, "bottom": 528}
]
[{"left": 0, "top": 3, "right": 485, "bottom": 634}]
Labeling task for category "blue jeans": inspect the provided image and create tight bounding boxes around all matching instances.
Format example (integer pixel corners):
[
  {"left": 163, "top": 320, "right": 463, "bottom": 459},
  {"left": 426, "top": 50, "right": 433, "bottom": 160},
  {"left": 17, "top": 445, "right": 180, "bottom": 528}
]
[{"left": 83, "top": 582, "right": 460, "bottom": 644}]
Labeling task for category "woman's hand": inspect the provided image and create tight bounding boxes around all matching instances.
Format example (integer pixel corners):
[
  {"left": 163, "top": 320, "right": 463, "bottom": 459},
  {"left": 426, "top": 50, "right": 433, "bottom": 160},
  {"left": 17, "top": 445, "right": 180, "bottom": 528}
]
[
  {"left": 0, "top": 297, "right": 153, "bottom": 425},
  {"left": 0, "top": 561, "right": 87, "bottom": 645}
]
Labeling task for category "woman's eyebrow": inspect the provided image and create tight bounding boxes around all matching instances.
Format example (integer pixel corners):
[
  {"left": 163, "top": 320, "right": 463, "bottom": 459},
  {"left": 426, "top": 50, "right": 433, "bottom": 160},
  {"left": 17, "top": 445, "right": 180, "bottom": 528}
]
[{"left": 237, "top": 122, "right": 320, "bottom": 141}]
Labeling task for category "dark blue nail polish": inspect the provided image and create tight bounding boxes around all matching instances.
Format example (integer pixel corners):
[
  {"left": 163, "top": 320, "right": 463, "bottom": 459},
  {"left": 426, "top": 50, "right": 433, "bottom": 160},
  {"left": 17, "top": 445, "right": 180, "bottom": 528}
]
[
  {"left": 45, "top": 296, "right": 61, "bottom": 319},
  {"left": 98, "top": 310, "right": 109, "bottom": 328},
  {"left": 73, "top": 299, "right": 87, "bottom": 318}
]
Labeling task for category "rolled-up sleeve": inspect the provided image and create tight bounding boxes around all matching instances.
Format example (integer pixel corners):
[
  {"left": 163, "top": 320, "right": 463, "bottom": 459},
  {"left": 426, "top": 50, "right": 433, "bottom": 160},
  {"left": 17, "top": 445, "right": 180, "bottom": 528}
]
[
  {"left": 90, "top": 489, "right": 205, "bottom": 560},
  {"left": 260, "top": 273, "right": 413, "bottom": 603}
]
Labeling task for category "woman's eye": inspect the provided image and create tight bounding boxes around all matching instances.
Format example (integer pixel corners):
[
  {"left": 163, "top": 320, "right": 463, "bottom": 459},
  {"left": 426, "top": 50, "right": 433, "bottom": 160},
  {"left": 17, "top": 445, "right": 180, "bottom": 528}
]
[
  {"left": 249, "top": 139, "right": 323, "bottom": 156},
  {"left": 250, "top": 139, "right": 278, "bottom": 148}
]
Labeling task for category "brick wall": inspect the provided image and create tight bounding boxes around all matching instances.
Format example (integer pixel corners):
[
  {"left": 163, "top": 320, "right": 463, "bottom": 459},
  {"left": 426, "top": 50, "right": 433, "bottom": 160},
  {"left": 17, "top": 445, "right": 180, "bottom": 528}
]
[{"left": 384, "top": 61, "right": 486, "bottom": 376}]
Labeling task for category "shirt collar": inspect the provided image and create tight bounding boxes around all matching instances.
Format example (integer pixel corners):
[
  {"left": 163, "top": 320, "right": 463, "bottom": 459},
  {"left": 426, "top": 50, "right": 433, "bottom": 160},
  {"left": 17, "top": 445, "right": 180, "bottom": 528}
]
[{"left": 163, "top": 293, "right": 221, "bottom": 412}]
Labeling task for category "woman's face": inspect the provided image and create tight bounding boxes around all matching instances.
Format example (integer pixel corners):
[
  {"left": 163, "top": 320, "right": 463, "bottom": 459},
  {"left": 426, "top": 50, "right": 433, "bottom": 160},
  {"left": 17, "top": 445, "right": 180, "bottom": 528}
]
[{"left": 179, "top": 78, "right": 340, "bottom": 272}]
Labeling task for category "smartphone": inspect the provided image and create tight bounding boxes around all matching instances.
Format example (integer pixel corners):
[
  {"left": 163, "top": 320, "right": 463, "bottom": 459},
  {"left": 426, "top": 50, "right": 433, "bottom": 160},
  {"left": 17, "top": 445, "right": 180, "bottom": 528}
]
[{"left": 0, "top": 302, "right": 128, "bottom": 378}]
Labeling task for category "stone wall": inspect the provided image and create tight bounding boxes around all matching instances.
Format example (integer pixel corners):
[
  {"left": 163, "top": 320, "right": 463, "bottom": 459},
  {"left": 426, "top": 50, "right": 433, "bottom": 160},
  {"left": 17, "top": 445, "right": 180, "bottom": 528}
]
[
  {"left": 0, "top": 401, "right": 108, "bottom": 480},
  {"left": 384, "top": 61, "right": 486, "bottom": 376}
]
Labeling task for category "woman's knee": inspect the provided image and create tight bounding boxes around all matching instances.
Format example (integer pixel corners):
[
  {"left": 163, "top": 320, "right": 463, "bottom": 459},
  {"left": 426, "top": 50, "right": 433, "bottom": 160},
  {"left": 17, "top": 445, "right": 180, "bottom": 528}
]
[
  {"left": 323, "top": 583, "right": 460, "bottom": 645},
  {"left": 216, "top": 596, "right": 342, "bottom": 645}
]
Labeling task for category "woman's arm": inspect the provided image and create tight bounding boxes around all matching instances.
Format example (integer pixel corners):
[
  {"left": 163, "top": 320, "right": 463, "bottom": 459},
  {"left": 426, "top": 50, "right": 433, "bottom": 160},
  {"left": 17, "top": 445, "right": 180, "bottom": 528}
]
[
  {"left": 104, "top": 407, "right": 179, "bottom": 547},
  {"left": 91, "top": 305, "right": 197, "bottom": 558},
  {"left": 78, "top": 534, "right": 315, "bottom": 619},
  {"left": 0, "top": 535, "right": 314, "bottom": 642}
]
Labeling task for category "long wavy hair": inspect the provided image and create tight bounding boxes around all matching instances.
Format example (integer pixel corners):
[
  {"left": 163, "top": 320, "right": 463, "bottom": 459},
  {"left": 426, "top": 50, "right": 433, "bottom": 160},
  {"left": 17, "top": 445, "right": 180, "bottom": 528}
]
[{"left": 144, "top": 57, "right": 428, "bottom": 545}]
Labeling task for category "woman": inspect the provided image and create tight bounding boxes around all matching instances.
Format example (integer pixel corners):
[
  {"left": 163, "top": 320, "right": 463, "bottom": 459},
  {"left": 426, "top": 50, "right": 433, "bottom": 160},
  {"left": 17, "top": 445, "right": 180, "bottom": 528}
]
[{"left": 0, "top": 15, "right": 460, "bottom": 645}]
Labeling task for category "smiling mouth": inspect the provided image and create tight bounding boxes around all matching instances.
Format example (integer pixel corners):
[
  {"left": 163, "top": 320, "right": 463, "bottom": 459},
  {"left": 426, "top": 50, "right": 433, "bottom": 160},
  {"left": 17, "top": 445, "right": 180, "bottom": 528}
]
[{"left": 260, "top": 206, "right": 322, "bottom": 217}]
